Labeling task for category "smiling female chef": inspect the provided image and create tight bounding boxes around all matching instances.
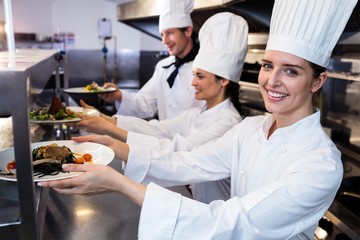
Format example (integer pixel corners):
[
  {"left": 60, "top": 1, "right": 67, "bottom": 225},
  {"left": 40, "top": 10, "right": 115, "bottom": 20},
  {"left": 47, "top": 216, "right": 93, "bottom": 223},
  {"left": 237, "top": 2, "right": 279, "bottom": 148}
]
[
  {"left": 76, "top": 12, "right": 248, "bottom": 203},
  {"left": 39, "top": 0, "right": 358, "bottom": 239}
]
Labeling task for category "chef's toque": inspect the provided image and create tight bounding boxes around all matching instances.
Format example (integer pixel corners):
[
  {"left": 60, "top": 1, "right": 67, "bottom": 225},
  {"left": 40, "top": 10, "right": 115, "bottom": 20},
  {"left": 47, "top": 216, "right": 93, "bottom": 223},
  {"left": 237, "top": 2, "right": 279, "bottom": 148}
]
[
  {"left": 159, "top": 0, "right": 194, "bottom": 32},
  {"left": 266, "top": 0, "right": 357, "bottom": 68},
  {"left": 193, "top": 12, "right": 248, "bottom": 82}
]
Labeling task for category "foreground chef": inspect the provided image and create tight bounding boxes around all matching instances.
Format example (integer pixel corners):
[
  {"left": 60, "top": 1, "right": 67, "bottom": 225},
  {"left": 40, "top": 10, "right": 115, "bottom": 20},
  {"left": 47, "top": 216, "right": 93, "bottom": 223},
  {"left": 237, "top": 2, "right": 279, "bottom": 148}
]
[{"left": 39, "top": 0, "right": 357, "bottom": 239}]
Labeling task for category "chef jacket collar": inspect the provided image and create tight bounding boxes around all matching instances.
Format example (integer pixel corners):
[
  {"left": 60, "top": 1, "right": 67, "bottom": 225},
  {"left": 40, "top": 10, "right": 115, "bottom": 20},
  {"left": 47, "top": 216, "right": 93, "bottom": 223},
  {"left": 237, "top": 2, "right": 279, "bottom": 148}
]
[
  {"left": 200, "top": 98, "right": 232, "bottom": 114},
  {"left": 263, "top": 109, "right": 321, "bottom": 141},
  {"left": 163, "top": 42, "right": 199, "bottom": 69}
]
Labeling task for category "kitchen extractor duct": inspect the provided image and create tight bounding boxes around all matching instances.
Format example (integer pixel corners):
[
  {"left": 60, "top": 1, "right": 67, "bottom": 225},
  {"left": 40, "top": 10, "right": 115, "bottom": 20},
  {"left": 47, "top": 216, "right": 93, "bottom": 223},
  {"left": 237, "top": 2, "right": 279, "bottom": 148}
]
[
  {"left": 117, "top": 0, "right": 244, "bottom": 20},
  {"left": 117, "top": 0, "right": 360, "bottom": 51},
  {"left": 116, "top": 0, "right": 272, "bottom": 42}
]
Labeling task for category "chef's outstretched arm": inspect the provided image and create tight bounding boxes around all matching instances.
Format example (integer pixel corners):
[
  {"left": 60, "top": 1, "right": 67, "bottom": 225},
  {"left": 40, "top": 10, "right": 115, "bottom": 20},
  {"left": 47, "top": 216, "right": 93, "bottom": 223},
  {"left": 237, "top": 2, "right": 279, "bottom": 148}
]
[
  {"left": 76, "top": 115, "right": 128, "bottom": 142},
  {"left": 37, "top": 163, "right": 146, "bottom": 206}
]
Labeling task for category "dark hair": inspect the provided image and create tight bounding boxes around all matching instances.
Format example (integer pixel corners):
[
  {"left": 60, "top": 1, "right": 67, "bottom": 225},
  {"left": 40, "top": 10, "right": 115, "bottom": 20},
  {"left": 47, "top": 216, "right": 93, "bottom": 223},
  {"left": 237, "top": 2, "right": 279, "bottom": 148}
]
[
  {"left": 215, "top": 75, "right": 242, "bottom": 115},
  {"left": 179, "top": 26, "right": 199, "bottom": 46},
  {"left": 309, "top": 62, "right": 326, "bottom": 79},
  {"left": 309, "top": 62, "right": 326, "bottom": 107}
]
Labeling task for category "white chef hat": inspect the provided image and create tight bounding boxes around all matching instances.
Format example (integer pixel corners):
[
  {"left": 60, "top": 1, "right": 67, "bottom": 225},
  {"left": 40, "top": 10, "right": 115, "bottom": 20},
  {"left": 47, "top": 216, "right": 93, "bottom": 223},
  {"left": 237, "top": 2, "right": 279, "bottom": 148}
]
[
  {"left": 159, "top": 0, "right": 194, "bottom": 32},
  {"left": 266, "top": 0, "right": 357, "bottom": 68},
  {"left": 193, "top": 12, "right": 248, "bottom": 82}
]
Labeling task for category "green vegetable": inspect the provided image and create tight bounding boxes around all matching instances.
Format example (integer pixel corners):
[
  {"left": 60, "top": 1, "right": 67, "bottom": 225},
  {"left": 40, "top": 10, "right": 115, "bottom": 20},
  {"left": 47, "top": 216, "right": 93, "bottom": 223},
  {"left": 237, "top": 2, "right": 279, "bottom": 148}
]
[
  {"left": 55, "top": 108, "right": 66, "bottom": 119},
  {"left": 30, "top": 106, "right": 77, "bottom": 121}
]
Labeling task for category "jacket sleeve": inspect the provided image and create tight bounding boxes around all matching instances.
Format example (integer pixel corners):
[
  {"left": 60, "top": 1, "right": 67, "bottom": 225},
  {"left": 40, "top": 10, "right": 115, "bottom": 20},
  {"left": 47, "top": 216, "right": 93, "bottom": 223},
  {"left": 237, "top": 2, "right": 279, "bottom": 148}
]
[
  {"left": 115, "top": 111, "right": 188, "bottom": 139},
  {"left": 139, "top": 183, "right": 251, "bottom": 240},
  {"left": 124, "top": 124, "right": 235, "bottom": 185},
  {"left": 138, "top": 157, "right": 342, "bottom": 240},
  {"left": 115, "top": 66, "right": 159, "bottom": 119},
  {"left": 126, "top": 109, "right": 241, "bottom": 156}
]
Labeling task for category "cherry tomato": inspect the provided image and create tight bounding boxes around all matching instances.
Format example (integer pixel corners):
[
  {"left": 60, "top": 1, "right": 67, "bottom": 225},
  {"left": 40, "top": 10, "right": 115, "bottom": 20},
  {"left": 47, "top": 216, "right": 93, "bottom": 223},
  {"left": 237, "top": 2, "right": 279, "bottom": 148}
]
[
  {"left": 6, "top": 161, "right": 16, "bottom": 170},
  {"left": 83, "top": 153, "right": 92, "bottom": 162},
  {"left": 74, "top": 157, "right": 85, "bottom": 164}
]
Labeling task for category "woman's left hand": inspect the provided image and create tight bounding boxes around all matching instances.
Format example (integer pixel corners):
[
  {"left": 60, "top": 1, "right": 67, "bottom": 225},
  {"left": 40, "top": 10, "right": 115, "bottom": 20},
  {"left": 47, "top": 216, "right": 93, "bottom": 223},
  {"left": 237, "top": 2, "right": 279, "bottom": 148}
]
[{"left": 37, "top": 163, "right": 122, "bottom": 195}]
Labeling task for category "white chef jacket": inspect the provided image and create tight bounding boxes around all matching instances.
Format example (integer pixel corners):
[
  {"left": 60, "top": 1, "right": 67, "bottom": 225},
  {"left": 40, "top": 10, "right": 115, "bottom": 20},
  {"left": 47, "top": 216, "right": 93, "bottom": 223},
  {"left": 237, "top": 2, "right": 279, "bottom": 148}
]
[
  {"left": 127, "top": 110, "right": 343, "bottom": 239},
  {"left": 124, "top": 99, "right": 241, "bottom": 203},
  {"left": 115, "top": 55, "right": 204, "bottom": 120}
]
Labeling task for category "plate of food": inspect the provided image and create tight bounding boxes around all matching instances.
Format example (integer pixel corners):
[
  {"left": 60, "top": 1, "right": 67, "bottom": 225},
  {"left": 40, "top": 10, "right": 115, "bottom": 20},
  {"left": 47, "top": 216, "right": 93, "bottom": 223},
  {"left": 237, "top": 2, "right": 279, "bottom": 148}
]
[
  {"left": 30, "top": 96, "right": 83, "bottom": 124},
  {"left": 64, "top": 81, "right": 117, "bottom": 94},
  {"left": 0, "top": 140, "right": 115, "bottom": 182}
]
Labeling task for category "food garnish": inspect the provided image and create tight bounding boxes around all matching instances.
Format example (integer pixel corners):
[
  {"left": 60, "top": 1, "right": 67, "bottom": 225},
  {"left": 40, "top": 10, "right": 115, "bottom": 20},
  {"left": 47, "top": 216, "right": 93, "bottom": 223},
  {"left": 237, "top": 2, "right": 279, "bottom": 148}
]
[
  {"left": 48, "top": 96, "right": 65, "bottom": 115},
  {"left": 0, "top": 161, "right": 16, "bottom": 176},
  {"left": 83, "top": 153, "right": 92, "bottom": 162},
  {"left": 74, "top": 152, "right": 93, "bottom": 164},
  {"left": 30, "top": 107, "right": 77, "bottom": 121},
  {"left": 30, "top": 96, "right": 79, "bottom": 121},
  {"left": 83, "top": 81, "right": 106, "bottom": 92},
  {"left": 6, "top": 161, "right": 16, "bottom": 171}
]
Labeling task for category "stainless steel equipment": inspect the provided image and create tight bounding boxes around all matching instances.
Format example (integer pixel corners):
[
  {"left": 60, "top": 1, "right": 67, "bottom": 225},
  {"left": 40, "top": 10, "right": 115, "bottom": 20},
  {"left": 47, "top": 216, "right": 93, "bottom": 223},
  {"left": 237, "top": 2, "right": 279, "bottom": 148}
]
[
  {"left": 116, "top": 0, "right": 360, "bottom": 46},
  {"left": 116, "top": 0, "right": 273, "bottom": 42},
  {"left": 0, "top": 49, "right": 62, "bottom": 240}
]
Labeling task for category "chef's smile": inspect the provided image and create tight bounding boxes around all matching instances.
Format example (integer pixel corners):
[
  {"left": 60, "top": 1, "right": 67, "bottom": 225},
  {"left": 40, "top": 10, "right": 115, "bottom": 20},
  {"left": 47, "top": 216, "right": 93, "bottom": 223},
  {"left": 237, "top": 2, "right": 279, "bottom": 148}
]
[{"left": 266, "top": 89, "right": 289, "bottom": 99}]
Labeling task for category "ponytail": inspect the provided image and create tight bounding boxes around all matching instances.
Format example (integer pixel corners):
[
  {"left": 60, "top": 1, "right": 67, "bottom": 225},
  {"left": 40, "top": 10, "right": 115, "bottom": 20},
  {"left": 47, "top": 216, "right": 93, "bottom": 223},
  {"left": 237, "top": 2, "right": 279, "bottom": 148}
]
[
  {"left": 226, "top": 81, "right": 242, "bottom": 115},
  {"left": 215, "top": 75, "right": 242, "bottom": 115}
]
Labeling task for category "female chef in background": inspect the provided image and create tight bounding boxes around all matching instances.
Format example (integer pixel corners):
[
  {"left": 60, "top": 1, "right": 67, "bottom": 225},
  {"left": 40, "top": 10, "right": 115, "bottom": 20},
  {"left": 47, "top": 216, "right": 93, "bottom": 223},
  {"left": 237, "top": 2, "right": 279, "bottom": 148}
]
[
  {"left": 76, "top": 12, "right": 248, "bottom": 203},
  {"left": 38, "top": 0, "right": 357, "bottom": 239}
]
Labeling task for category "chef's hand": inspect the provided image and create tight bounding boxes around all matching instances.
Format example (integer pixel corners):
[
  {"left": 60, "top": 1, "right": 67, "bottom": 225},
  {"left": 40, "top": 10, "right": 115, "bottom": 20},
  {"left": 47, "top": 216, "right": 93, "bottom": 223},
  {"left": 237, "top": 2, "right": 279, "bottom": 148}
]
[
  {"left": 72, "top": 135, "right": 129, "bottom": 163},
  {"left": 99, "top": 82, "right": 123, "bottom": 102},
  {"left": 79, "top": 99, "right": 117, "bottom": 124},
  {"left": 77, "top": 114, "right": 117, "bottom": 135},
  {"left": 79, "top": 99, "right": 97, "bottom": 111},
  {"left": 37, "top": 164, "right": 146, "bottom": 206},
  {"left": 38, "top": 164, "right": 120, "bottom": 195}
]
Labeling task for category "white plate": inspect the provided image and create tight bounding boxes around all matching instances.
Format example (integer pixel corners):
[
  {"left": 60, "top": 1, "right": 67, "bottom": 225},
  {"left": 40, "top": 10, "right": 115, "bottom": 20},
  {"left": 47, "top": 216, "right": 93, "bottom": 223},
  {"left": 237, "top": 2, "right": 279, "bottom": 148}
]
[
  {"left": 0, "top": 140, "right": 115, "bottom": 182},
  {"left": 29, "top": 106, "right": 83, "bottom": 124},
  {"left": 64, "top": 87, "right": 117, "bottom": 94}
]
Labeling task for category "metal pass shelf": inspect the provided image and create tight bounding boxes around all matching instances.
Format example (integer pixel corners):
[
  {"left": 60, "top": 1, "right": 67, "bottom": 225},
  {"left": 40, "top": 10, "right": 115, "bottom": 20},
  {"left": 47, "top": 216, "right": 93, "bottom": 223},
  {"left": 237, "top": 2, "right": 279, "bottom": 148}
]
[{"left": 0, "top": 49, "right": 61, "bottom": 240}]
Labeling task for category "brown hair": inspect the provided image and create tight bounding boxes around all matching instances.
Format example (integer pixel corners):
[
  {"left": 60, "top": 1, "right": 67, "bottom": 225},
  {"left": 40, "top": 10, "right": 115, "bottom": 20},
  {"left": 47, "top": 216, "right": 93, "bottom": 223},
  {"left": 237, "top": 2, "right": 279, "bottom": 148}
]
[
  {"left": 309, "top": 62, "right": 326, "bottom": 79},
  {"left": 309, "top": 62, "right": 326, "bottom": 107},
  {"left": 215, "top": 75, "right": 242, "bottom": 115}
]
